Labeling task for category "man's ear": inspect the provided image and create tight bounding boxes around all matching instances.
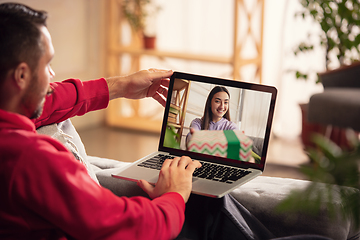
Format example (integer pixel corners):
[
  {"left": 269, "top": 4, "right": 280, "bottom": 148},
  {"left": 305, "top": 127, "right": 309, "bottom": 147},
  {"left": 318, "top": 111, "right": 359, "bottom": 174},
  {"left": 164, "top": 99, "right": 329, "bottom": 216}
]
[{"left": 13, "top": 62, "right": 32, "bottom": 90}]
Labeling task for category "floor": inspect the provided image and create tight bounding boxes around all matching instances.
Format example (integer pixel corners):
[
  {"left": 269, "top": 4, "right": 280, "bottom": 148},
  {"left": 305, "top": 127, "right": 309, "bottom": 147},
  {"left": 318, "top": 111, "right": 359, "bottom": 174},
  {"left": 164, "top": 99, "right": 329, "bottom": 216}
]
[{"left": 78, "top": 126, "right": 309, "bottom": 180}]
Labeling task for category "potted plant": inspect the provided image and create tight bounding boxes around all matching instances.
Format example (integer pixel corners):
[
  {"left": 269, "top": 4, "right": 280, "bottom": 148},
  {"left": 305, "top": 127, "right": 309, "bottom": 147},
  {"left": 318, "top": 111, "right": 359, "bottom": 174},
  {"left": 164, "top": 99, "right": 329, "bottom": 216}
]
[
  {"left": 121, "top": 0, "right": 161, "bottom": 49},
  {"left": 293, "top": 0, "right": 360, "bottom": 148},
  {"left": 277, "top": 132, "right": 360, "bottom": 229},
  {"left": 293, "top": 0, "right": 360, "bottom": 82}
]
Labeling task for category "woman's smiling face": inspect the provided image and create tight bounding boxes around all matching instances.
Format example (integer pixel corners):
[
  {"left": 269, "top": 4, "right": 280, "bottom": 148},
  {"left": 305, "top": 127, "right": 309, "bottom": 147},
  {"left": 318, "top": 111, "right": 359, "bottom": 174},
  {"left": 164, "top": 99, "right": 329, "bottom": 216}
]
[{"left": 210, "top": 91, "right": 229, "bottom": 122}]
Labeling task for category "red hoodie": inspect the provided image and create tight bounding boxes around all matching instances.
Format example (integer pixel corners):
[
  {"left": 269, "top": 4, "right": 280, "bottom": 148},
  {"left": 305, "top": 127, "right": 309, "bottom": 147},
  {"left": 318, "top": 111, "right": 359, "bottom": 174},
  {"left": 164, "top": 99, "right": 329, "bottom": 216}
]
[{"left": 0, "top": 78, "right": 185, "bottom": 240}]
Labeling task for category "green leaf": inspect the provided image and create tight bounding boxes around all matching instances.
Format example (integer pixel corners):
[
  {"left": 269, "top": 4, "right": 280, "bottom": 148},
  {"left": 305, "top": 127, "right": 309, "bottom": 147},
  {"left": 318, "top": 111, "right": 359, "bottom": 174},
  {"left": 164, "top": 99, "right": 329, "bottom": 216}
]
[
  {"left": 163, "top": 125, "right": 180, "bottom": 149},
  {"left": 291, "top": 0, "right": 360, "bottom": 81},
  {"left": 277, "top": 132, "right": 360, "bottom": 228},
  {"left": 295, "top": 71, "right": 308, "bottom": 80}
]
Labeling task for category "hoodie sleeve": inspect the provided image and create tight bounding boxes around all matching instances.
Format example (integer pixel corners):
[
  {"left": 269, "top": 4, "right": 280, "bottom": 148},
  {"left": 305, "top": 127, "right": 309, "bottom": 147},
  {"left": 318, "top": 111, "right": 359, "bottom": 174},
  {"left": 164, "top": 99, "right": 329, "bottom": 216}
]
[{"left": 34, "top": 78, "right": 109, "bottom": 128}]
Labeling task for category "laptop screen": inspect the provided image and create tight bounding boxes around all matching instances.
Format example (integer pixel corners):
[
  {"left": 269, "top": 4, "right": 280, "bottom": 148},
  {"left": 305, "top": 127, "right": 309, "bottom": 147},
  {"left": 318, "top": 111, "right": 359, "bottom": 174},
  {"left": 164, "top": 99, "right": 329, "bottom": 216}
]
[{"left": 159, "top": 72, "right": 277, "bottom": 170}]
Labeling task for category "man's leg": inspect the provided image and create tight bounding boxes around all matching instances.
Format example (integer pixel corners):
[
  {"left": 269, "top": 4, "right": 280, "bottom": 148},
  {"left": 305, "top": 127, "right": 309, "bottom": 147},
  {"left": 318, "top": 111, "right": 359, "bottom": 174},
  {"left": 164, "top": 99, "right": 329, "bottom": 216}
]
[{"left": 177, "top": 194, "right": 275, "bottom": 240}]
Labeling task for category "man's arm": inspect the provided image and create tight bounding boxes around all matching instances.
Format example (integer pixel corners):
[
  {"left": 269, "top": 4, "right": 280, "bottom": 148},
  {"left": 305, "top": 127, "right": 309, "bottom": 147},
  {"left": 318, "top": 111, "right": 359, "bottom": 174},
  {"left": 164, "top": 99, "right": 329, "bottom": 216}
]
[
  {"left": 34, "top": 69, "right": 172, "bottom": 128},
  {"left": 34, "top": 78, "right": 109, "bottom": 128}
]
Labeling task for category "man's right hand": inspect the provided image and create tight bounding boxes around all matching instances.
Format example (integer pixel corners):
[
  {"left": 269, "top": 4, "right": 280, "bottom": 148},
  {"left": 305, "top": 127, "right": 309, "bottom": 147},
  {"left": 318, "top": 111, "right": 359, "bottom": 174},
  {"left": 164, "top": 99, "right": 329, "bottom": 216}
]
[
  {"left": 137, "top": 156, "right": 201, "bottom": 203},
  {"left": 106, "top": 69, "right": 172, "bottom": 107}
]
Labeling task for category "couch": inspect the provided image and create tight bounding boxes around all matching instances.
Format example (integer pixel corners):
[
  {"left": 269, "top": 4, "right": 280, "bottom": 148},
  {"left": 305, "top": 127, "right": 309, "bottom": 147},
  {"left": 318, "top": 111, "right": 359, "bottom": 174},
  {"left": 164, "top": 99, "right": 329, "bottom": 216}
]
[
  {"left": 37, "top": 119, "right": 360, "bottom": 240},
  {"left": 308, "top": 62, "right": 360, "bottom": 133}
]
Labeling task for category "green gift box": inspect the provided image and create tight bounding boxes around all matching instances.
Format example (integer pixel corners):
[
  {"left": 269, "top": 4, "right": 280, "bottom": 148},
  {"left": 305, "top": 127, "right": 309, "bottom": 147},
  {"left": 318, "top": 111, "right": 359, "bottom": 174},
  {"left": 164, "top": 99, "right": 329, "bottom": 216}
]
[{"left": 187, "top": 130, "right": 254, "bottom": 162}]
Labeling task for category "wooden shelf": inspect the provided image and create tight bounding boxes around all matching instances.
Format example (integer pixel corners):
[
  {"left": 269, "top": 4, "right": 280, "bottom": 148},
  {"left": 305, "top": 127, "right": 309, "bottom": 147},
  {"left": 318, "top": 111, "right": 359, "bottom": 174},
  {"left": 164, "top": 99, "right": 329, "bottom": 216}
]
[
  {"left": 169, "top": 79, "right": 190, "bottom": 143},
  {"left": 168, "top": 123, "right": 181, "bottom": 128},
  {"left": 111, "top": 46, "right": 262, "bottom": 66},
  {"left": 111, "top": 46, "right": 232, "bottom": 64},
  {"left": 105, "top": 0, "right": 264, "bottom": 133}
]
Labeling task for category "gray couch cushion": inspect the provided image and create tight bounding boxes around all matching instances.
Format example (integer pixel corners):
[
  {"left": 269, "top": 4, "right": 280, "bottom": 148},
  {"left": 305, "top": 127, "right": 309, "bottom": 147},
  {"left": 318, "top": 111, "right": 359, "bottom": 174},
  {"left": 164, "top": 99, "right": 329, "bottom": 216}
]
[
  {"left": 97, "top": 170, "right": 148, "bottom": 197},
  {"left": 87, "top": 156, "right": 149, "bottom": 198},
  {"left": 308, "top": 88, "right": 360, "bottom": 131},
  {"left": 231, "top": 176, "right": 359, "bottom": 239}
]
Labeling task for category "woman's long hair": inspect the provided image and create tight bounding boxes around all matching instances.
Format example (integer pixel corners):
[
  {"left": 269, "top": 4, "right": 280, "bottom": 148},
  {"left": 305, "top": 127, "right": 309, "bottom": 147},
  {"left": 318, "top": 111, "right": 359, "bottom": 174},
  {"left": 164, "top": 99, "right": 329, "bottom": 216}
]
[{"left": 201, "top": 86, "right": 231, "bottom": 130}]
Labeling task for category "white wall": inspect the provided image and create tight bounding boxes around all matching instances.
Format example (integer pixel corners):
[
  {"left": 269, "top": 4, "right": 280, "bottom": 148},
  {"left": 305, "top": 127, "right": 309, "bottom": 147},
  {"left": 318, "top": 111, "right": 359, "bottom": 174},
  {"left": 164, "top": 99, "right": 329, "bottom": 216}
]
[
  {"left": 262, "top": 0, "right": 324, "bottom": 138},
  {"left": 2, "top": 0, "right": 326, "bottom": 138},
  {"left": 240, "top": 89, "right": 271, "bottom": 138},
  {"left": 0, "top": 0, "right": 107, "bottom": 130},
  {"left": 143, "top": 0, "right": 325, "bottom": 139}
]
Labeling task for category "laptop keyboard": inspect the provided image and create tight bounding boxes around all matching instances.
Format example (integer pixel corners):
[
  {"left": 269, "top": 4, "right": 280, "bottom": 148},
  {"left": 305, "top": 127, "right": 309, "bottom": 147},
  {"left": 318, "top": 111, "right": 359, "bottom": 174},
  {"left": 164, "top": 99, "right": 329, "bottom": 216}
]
[{"left": 137, "top": 154, "right": 251, "bottom": 184}]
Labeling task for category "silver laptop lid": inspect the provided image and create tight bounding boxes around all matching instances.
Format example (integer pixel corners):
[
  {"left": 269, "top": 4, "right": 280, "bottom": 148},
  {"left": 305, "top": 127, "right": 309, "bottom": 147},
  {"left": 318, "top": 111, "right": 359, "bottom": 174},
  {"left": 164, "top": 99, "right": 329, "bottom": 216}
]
[{"left": 158, "top": 72, "right": 277, "bottom": 171}]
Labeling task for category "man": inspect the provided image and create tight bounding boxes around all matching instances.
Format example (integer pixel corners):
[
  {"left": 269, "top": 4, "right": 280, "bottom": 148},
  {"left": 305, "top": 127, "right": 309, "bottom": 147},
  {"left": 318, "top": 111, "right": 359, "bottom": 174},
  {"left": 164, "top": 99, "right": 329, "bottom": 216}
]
[
  {"left": 0, "top": 3, "right": 201, "bottom": 239},
  {"left": 3, "top": 3, "right": 325, "bottom": 240}
]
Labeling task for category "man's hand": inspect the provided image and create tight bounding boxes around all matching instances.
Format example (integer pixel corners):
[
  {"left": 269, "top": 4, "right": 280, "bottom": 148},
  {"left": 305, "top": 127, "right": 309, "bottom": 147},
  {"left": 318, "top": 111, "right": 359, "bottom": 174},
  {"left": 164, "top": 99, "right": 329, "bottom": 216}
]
[
  {"left": 137, "top": 156, "right": 201, "bottom": 203},
  {"left": 106, "top": 69, "right": 172, "bottom": 107}
]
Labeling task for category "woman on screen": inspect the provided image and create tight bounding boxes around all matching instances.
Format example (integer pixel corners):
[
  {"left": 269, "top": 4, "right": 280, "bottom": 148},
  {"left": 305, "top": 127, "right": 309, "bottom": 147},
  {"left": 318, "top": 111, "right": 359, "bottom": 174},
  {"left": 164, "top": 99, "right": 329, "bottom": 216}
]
[{"left": 186, "top": 86, "right": 237, "bottom": 143}]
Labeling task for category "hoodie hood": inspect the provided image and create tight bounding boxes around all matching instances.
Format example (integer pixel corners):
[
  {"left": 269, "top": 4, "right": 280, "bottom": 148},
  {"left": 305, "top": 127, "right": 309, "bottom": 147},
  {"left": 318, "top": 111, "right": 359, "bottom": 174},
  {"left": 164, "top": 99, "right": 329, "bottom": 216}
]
[{"left": 0, "top": 109, "right": 36, "bottom": 133}]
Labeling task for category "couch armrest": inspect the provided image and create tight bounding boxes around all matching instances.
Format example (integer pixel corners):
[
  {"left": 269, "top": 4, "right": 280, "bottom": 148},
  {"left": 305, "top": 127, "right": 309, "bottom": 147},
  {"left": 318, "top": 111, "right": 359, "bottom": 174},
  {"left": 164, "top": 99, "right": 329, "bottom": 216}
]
[
  {"left": 88, "top": 156, "right": 149, "bottom": 198},
  {"left": 308, "top": 88, "right": 360, "bottom": 131},
  {"left": 230, "top": 176, "right": 359, "bottom": 239},
  {"left": 87, "top": 156, "right": 127, "bottom": 170}
]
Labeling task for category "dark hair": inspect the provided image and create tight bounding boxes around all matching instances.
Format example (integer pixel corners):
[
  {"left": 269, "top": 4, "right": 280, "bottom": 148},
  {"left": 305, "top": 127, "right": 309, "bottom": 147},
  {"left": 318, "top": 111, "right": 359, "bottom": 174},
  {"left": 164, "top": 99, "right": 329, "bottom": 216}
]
[
  {"left": 0, "top": 3, "right": 48, "bottom": 84},
  {"left": 201, "top": 86, "right": 231, "bottom": 130}
]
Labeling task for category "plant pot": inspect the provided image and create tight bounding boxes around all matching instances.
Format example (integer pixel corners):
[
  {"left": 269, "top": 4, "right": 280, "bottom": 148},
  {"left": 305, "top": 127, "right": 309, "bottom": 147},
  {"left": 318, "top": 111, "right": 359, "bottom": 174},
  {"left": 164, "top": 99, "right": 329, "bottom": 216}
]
[
  {"left": 301, "top": 62, "right": 360, "bottom": 151},
  {"left": 143, "top": 35, "right": 156, "bottom": 49},
  {"left": 318, "top": 61, "right": 360, "bottom": 88},
  {"left": 300, "top": 103, "right": 354, "bottom": 150},
  {"left": 299, "top": 103, "right": 324, "bottom": 149}
]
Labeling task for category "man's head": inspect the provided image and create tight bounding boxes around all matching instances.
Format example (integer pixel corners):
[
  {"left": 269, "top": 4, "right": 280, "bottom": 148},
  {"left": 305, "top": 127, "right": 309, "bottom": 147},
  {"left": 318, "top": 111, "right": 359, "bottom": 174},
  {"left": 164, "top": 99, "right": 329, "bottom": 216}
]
[{"left": 0, "top": 3, "right": 55, "bottom": 119}]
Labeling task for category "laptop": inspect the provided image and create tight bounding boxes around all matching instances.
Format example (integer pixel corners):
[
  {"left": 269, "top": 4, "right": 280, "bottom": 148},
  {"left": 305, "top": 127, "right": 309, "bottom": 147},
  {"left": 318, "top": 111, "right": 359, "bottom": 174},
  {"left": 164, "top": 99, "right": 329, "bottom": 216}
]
[{"left": 112, "top": 71, "right": 277, "bottom": 198}]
